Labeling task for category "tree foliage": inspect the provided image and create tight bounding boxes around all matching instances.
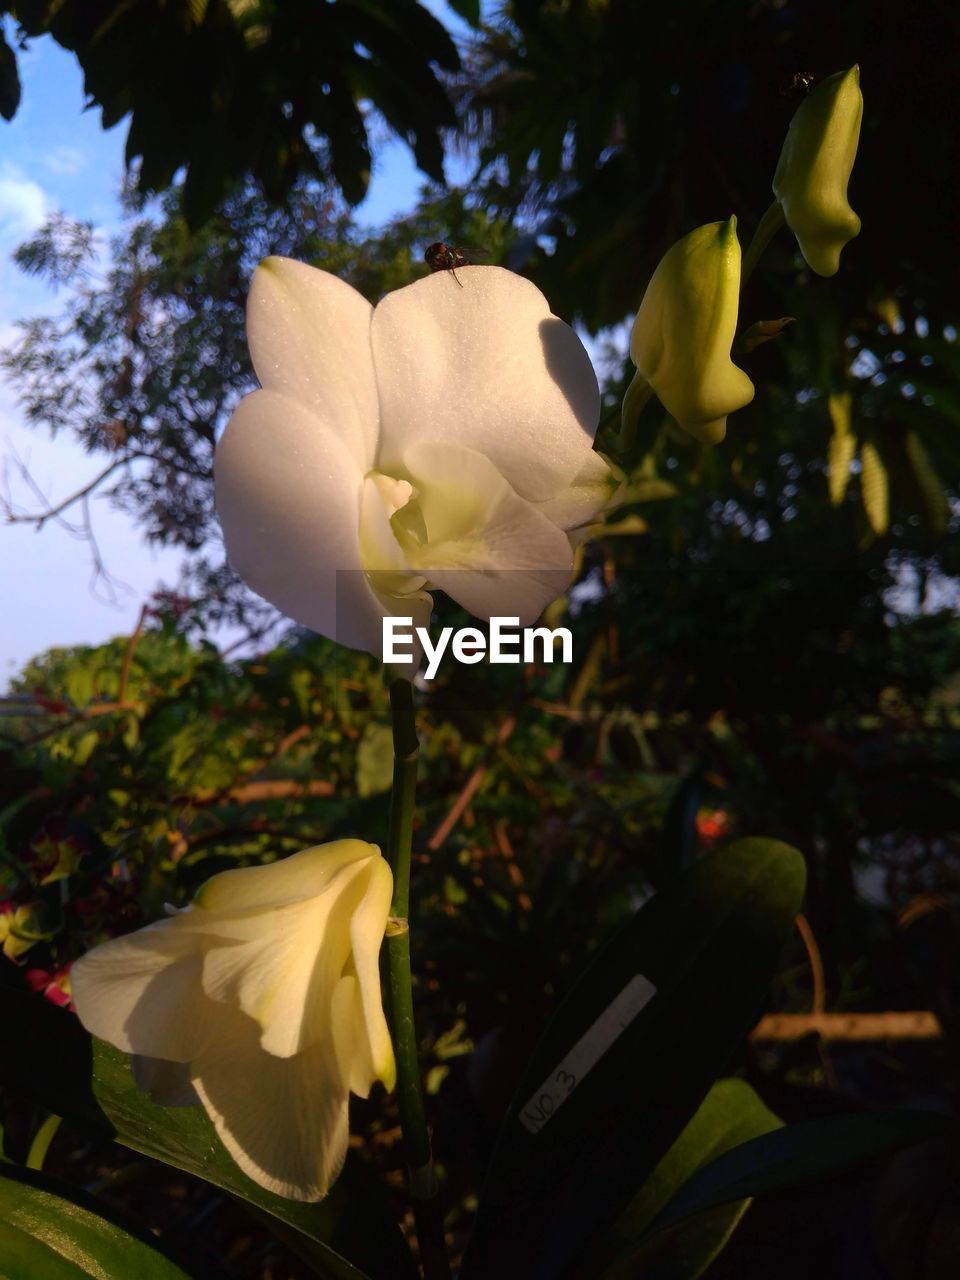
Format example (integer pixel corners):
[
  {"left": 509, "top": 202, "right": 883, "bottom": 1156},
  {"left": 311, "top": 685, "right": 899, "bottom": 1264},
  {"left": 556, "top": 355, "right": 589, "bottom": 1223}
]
[
  {"left": 1, "top": 0, "right": 463, "bottom": 223},
  {"left": 1, "top": 181, "right": 519, "bottom": 630}
]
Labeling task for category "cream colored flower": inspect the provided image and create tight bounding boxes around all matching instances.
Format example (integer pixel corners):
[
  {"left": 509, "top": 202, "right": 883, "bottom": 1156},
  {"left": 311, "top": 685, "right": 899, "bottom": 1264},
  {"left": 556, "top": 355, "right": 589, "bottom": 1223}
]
[
  {"left": 773, "top": 66, "right": 863, "bottom": 277},
  {"left": 629, "top": 218, "right": 754, "bottom": 444},
  {"left": 214, "top": 258, "right": 612, "bottom": 655},
  {"left": 72, "top": 840, "right": 394, "bottom": 1201}
]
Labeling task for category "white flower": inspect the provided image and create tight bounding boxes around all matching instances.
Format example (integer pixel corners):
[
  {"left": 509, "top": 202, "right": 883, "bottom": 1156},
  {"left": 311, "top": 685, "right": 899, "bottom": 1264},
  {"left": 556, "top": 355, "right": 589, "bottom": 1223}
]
[
  {"left": 71, "top": 840, "right": 395, "bottom": 1201},
  {"left": 214, "top": 258, "right": 611, "bottom": 655}
]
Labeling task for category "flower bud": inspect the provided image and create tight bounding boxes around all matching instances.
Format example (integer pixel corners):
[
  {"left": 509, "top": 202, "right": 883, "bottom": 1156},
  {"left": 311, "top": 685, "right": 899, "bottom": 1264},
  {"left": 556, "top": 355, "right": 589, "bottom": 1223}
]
[
  {"left": 773, "top": 66, "right": 863, "bottom": 277},
  {"left": 629, "top": 218, "right": 754, "bottom": 445}
]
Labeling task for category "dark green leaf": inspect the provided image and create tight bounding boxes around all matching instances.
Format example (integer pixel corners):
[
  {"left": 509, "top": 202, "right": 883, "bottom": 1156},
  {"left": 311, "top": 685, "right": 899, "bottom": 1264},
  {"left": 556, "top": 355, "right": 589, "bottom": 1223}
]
[
  {"left": 648, "top": 1107, "right": 960, "bottom": 1237},
  {"left": 650, "top": 768, "right": 703, "bottom": 889},
  {"left": 0, "top": 1162, "right": 193, "bottom": 1279},
  {"left": 581, "top": 1078, "right": 781, "bottom": 1280},
  {"left": 0, "top": 31, "right": 21, "bottom": 121},
  {"left": 460, "top": 839, "right": 806, "bottom": 1279},
  {"left": 0, "top": 986, "right": 112, "bottom": 1138}
]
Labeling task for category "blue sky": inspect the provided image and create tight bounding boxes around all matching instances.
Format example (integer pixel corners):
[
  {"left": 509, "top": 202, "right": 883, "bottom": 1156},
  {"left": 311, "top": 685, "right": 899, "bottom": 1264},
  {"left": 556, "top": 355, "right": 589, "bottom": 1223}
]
[{"left": 0, "top": 7, "right": 474, "bottom": 685}]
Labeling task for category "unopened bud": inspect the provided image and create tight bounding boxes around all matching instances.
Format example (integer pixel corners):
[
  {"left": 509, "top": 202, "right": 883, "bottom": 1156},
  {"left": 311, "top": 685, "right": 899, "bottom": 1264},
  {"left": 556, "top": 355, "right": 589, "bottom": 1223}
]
[
  {"left": 773, "top": 66, "right": 863, "bottom": 277},
  {"left": 629, "top": 218, "right": 754, "bottom": 445}
]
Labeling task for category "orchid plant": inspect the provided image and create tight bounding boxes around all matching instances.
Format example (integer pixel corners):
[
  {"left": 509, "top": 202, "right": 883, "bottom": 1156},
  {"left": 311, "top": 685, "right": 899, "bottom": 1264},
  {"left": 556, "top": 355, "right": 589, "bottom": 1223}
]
[{"left": 9, "top": 64, "right": 944, "bottom": 1280}]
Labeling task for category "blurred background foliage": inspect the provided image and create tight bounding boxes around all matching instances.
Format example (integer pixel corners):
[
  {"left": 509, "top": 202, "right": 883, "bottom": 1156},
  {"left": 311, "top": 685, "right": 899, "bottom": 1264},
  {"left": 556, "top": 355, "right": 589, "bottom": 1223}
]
[{"left": 2, "top": 0, "right": 959, "bottom": 1274}]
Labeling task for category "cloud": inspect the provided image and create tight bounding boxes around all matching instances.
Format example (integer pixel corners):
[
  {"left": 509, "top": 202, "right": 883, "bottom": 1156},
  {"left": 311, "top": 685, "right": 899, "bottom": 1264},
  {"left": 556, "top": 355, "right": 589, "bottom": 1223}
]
[
  {"left": 0, "top": 164, "right": 48, "bottom": 237},
  {"left": 43, "top": 146, "right": 87, "bottom": 178}
]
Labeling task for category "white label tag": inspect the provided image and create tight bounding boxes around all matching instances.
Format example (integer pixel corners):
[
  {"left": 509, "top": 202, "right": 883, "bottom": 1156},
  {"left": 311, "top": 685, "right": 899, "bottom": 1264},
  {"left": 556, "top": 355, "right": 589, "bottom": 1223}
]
[{"left": 519, "top": 973, "right": 657, "bottom": 1135}]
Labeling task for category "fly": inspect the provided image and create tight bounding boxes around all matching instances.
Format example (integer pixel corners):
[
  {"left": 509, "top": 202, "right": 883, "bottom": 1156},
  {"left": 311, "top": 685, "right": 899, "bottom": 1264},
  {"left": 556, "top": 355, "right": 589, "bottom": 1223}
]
[
  {"left": 779, "top": 70, "right": 817, "bottom": 101},
  {"left": 424, "top": 242, "right": 489, "bottom": 287}
]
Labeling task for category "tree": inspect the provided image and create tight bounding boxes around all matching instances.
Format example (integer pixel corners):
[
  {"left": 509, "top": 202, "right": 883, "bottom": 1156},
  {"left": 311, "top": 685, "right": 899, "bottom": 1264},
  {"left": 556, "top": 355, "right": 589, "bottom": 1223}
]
[
  {"left": 0, "top": 0, "right": 468, "bottom": 224},
  {"left": 460, "top": 0, "right": 959, "bottom": 537}
]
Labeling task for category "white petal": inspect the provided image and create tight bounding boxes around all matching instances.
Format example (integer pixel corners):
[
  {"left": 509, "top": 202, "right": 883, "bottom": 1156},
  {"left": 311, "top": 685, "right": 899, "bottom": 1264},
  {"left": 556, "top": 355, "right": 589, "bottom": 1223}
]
[
  {"left": 372, "top": 267, "right": 600, "bottom": 502},
  {"left": 342, "top": 856, "right": 395, "bottom": 1094},
  {"left": 194, "top": 841, "right": 379, "bottom": 913},
  {"left": 330, "top": 975, "right": 378, "bottom": 1098},
  {"left": 402, "top": 442, "right": 573, "bottom": 623},
  {"left": 247, "top": 257, "right": 379, "bottom": 470},
  {"left": 198, "top": 860, "right": 372, "bottom": 1058},
  {"left": 534, "top": 450, "right": 616, "bottom": 530},
  {"left": 214, "top": 389, "right": 388, "bottom": 654},
  {"left": 71, "top": 921, "right": 206, "bottom": 1062},
  {"left": 191, "top": 1001, "right": 349, "bottom": 1201}
]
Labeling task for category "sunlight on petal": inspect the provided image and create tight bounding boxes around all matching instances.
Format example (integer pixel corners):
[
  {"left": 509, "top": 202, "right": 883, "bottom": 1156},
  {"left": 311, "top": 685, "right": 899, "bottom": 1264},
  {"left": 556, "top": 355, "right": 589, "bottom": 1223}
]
[
  {"left": 248, "top": 257, "right": 379, "bottom": 469},
  {"left": 215, "top": 390, "right": 388, "bottom": 654},
  {"left": 372, "top": 267, "right": 599, "bottom": 501}
]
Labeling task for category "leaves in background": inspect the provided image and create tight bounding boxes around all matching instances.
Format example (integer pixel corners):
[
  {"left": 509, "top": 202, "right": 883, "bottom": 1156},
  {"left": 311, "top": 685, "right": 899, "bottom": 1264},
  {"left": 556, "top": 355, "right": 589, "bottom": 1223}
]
[
  {"left": 460, "top": 839, "right": 806, "bottom": 1278},
  {"left": 0, "top": 1161, "right": 193, "bottom": 1279},
  {"left": 0, "top": 28, "right": 21, "bottom": 120}
]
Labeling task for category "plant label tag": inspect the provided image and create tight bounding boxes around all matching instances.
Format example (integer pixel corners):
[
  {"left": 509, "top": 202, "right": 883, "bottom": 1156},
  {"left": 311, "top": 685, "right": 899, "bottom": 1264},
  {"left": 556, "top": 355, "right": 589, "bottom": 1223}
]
[{"left": 519, "top": 973, "right": 657, "bottom": 1134}]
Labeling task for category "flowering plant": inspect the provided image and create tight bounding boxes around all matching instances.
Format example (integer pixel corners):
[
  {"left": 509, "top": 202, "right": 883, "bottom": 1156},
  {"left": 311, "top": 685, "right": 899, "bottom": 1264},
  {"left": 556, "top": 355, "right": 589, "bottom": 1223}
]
[
  {"left": 72, "top": 840, "right": 394, "bottom": 1200},
  {"left": 215, "top": 259, "right": 614, "bottom": 656}
]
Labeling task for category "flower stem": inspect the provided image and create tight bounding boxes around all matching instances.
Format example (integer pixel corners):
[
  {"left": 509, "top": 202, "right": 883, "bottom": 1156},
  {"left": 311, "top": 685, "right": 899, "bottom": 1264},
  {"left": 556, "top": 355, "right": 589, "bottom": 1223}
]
[
  {"left": 385, "top": 677, "right": 450, "bottom": 1280},
  {"left": 740, "top": 200, "right": 787, "bottom": 291},
  {"left": 618, "top": 369, "right": 655, "bottom": 461}
]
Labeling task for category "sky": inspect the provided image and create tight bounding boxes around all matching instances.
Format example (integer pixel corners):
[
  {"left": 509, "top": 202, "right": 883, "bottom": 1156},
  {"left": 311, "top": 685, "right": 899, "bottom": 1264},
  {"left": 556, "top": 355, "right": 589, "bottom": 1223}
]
[{"left": 0, "top": 6, "right": 475, "bottom": 687}]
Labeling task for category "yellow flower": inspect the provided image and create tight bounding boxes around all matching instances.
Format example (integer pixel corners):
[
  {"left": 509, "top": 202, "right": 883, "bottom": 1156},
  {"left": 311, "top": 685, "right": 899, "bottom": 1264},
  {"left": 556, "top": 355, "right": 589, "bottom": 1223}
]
[
  {"left": 629, "top": 218, "right": 754, "bottom": 445},
  {"left": 773, "top": 66, "right": 863, "bottom": 277},
  {"left": 72, "top": 840, "right": 395, "bottom": 1201},
  {"left": 0, "top": 902, "right": 43, "bottom": 961}
]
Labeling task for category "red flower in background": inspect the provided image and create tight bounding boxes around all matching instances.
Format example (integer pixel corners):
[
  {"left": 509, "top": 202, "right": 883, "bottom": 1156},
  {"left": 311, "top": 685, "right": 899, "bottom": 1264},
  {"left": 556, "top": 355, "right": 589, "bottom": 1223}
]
[
  {"left": 696, "top": 808, "right": 733, "bottom": 847},
  {"left": 25, "top": 964, "right": 73, "bottom": 1009}
]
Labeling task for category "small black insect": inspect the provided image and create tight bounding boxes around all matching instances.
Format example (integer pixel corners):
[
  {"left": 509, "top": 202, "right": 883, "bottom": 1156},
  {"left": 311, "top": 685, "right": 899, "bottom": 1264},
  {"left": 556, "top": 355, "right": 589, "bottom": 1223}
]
[
  {"left": 424, "top": 241, "right": 488, "bottom": 286},
  {"left": 779, "top": 70, "right": 817, "bottom": 101}
]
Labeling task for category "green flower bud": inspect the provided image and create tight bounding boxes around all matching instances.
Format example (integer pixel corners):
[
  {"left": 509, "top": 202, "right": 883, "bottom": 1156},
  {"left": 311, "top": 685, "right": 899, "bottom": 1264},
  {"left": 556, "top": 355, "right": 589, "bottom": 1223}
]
[
  {"left": 629, "top": 218, "right": 754, "bottom": 445},
  {"left": 773, "top": 66, "right": 863, "bottom": 277}
]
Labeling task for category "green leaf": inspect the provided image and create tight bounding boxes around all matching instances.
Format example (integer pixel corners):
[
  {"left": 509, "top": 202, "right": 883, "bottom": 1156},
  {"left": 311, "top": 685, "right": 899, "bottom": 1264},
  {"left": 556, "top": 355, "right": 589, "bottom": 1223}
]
[
  {"left": 459, "top": 839, "right": 806, "bottom": 1278},
  {"left": 356, "top": 723, "right": 395, "bottom": 797},
  {"left": 647, "top": 1107, "right": 960, "bottom": 1236},
  {"left": 614, "top": 1079, "right": 781, "bottom": 1242},
  {"left": 0, "top": 1162, "right": 193, "bottom": 1279},
  {"left": 582, "top": 1078, "right": 782, "bottom": 1280},
  {"left": 651, "top": 768, "right": 703, "bottom": 890},
  {"left": 0, "top": 989, "right": 416, "bottom": 1280},
  {"left": 597, "top": 1204, "right": 750, "bottom": 1280},
  {"left": 904, "top": 430, "right": 949, "bottom": 536},
  {"left": 72, "top": 730, "right": 99, "bottom": 767},
  {"left": 827, "top": 390, "right": 853, "bottom": 438},
  {"left": 826, "top": 392, "right": 857, "bottom": 507},
  {"left": 860, "top": 440, "right": 889, "bottom": 535}
]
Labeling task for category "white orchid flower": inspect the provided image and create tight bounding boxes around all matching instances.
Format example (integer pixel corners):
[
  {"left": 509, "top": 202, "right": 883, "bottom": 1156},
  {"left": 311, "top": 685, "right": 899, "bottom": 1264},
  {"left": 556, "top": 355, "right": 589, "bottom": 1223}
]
[
  {"left": 71, "top": 840, "right": 395, "bottom": 1201},
  {"left": 214, "top": 258, "right": 611, "bottom": 655}
]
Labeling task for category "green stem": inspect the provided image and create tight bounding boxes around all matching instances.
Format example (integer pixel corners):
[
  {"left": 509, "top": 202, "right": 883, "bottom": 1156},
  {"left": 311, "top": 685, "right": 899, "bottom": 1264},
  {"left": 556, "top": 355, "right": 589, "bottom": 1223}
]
[
  {"left": 25, "top": 1114, "right": 61, "bottom": 1171},
  {"left": 740, "top": 200, "right": 786, "bottom": 291},
  {"left": 618, "top": 369, "right": 655, "bottom": 461},
  {"left": 385, "top": 677, "right": 450, "bottom": 1280}
]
